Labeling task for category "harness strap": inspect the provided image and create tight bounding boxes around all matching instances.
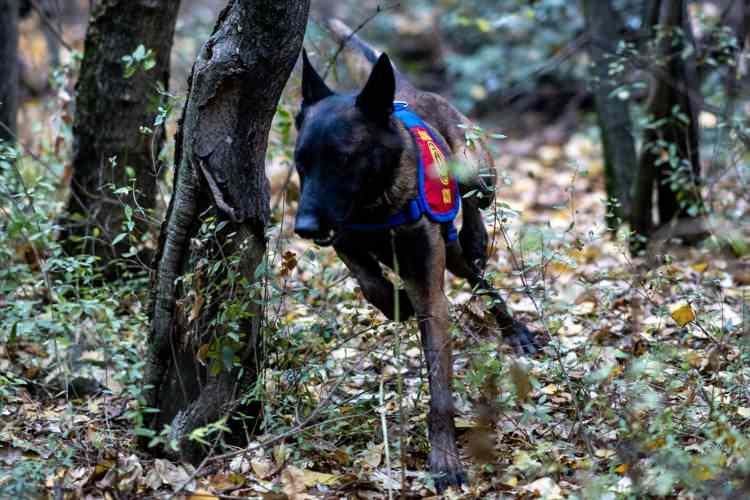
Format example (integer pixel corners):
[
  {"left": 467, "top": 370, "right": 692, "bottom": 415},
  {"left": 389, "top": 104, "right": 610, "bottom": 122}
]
[{"left": 345, "top": 102, "right": 460, "bottom": 242}]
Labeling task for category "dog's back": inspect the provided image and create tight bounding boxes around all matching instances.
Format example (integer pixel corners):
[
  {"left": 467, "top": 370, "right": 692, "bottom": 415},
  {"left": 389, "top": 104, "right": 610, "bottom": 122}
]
[{"left": 327, "top": 19, "right": 497, "bottom": 210}]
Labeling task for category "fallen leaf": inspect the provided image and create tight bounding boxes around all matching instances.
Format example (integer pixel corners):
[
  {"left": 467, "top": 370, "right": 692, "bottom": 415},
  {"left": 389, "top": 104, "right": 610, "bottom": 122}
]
[
  {"left": 208, "top": 471, "right": 245, "bottom": 491},
  {"left": 503, "top": 476, "right": 518, "bottom": 487},
  {"left": 153, "top": 458, "right": 194, "bottom": 491},
  {"left": 229, "top": 455, "right": 250, "bottom": 474},
  {"left": 645, "top": 437, "right": 665, "bottom": 451},
  {"left": 521, "top": 477, "right": 563, "bottom": 499},
  {"left": 361, "top": 442, "right": 383, "bottom": 469},
  {"left": 188, "top": 492, "right": 218, "bottom": 500},
  {"left": 690, "top": 262, "right": 709, "bottom": 273},
  {"left": 539, "top": 384, "right": 558, "bottom": 395},
  {"left": 251, "top": 457, "right": 275, "bottom": 479},
  {"left": 281, "top": 466, "right": 306, "bottom": 497},
  {"left": 686, "top": 350, "right": 705, "bottom": 369},
  {"left": 301, "top": 469, "right": 340, "bottom": 487},
  {"left": 669, "top": 302, "right": 696, "bottom": 327},
  {"left": 572, "top": 301, "right": 596, "bottom": 316}
]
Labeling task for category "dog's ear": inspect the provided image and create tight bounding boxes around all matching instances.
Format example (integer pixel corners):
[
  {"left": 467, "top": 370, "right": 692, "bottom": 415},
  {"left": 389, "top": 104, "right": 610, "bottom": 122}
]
[
  {"left": 356, "top": 53, "right": 395, "bottom": 124},
  {"left": 301, "top": 49, "right": 333, "bottom": 104}
]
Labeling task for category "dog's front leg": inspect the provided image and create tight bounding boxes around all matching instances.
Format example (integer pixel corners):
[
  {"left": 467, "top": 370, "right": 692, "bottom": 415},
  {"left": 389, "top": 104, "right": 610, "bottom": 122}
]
[
  {"left": 396, "top": 225, "right": 465, "bottom": 492},
  {"left": 334, "top": 241, "right": 415, "bottom": 321}
]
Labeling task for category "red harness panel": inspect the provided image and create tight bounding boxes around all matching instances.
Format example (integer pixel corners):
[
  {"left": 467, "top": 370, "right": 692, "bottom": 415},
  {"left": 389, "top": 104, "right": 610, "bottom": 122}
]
[{"left": 410, "top": 126, "right": 459, "bottom": 219}]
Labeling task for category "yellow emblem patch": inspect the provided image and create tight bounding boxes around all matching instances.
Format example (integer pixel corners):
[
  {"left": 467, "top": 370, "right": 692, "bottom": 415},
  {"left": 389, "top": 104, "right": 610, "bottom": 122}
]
[
  {"left": 417, "top": 130, "right": 432, "bottom": 141},
  {"left": 442, "top": 189, "right": 452, "bottom": 204},
  {"left": 427, "top": 142, "right": 450, "bottom": 186}
]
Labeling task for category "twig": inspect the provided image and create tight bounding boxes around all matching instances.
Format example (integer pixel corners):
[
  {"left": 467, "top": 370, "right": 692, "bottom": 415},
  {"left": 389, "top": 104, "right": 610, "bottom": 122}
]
[
  {"left": 380, "top": 377, "right": 393, "bottom": 500},
  {"left": 390, "top": 230, "right": 406, "bottom": 497},
  {"left": 30, "top": 0, "right": 74, "bottom": 53},
  {"left": 321, "top": 2, "right": 401, "bottom": 79}
]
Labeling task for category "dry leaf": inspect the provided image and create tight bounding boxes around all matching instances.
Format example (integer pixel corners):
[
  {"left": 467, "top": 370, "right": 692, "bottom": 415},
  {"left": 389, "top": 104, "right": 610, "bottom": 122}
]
[
  {"left": 521, "top": 477, "right": 563, "bottom": 499},
  {"left": 197, "top": 343, "right": 210, "bottom": 364},
  {"left": 572, "top": 301, "right": 596, "bottom": 316},
  {"left": 690, "top": 262, "right": 709, "bottom": 273},
  {"left": 188, "top": 492, "right": 218, "bottom": 500},
  {"left": 189, "top": 294, "right": 205, "bottom": 323},
  {"left": 503, "top": 476, "right": 518, "bottom": 487},
  {"left": 540, "top": 384, "right": 558, "bottom": 395},
  {"left": 153, "top": 459, "right": 194, "bottom": 491},
  {"left": 686, "top": 350, "right": 705, "bottom": 369},
  {"left": 669, "top": 302, "right": 696, "bottom": 327},
  {"left": 615, "top": 463, "right": 630, "bottom": 475},
  {"left": 361, "top": 443, "right": 383, "bottom": 469},
  {"left": 208, "top": 471, "right": 245, "bottom": 491},
  {"left": 300, "top": 469, "right": 340, "bottom": 486},
  {"left": 250, "top": 457, "right": 275, "bottom": 479},
  {"left": 229, "top": 455, "right": 250, "bottom": 474},
  {"left": 281, "top": 466, "right": 307, "bottom": 497}
]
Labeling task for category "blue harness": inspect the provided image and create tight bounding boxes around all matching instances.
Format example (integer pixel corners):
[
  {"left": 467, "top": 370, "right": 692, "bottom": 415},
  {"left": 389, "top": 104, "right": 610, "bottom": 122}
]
[{"left": 345, "top": 102, "right": 460, "bottom": 242}]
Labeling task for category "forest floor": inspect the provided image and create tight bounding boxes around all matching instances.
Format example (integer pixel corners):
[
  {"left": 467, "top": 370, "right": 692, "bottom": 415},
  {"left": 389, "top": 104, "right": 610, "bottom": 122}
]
[
  {"left": 2, "top": 3, "right": 750, "bottom": 499},
  {"left": 2, "top": 113, "right": 749, "bottom": 498}
]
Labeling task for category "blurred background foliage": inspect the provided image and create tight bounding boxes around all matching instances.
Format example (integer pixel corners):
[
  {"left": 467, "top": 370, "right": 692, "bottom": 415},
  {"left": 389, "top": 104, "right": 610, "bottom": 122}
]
[{"left": 1, "top": 0, "right": 749, "bottom": 497}]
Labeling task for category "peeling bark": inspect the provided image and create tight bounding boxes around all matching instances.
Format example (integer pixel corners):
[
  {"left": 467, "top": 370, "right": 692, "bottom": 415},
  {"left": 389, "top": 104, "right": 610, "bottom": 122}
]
[
  {"left": 63, "top": 0, "right": 181, "bottom": 269},
  {"left": 143, "top": 0, "right": 309, "bottom": 463}
]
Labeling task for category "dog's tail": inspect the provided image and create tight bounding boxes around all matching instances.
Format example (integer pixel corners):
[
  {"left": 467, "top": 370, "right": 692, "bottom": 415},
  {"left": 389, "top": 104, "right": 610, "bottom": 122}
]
[{"left": 327, "top": 18, "right": 411, "bottom": 89}]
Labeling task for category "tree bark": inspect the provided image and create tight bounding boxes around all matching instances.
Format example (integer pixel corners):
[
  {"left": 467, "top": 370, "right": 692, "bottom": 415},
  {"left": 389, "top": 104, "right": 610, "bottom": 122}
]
[
  {"left": 630, "top": 0, "right": 704, "bottom": 253},
  {"left": 142, "top": 0, "right": 309, "bottom": 464},
  {"left": 0, "top": 0, "right": 19, "bottom": 144},
  {"left": 63, "top": 0, "right": 181, "bottom": 270},
  {"left": 583, "top": 0, "right": 638, "bottom": 228},
  {"left": 724, "top": 0, "right": 748, "bottom": 105}
]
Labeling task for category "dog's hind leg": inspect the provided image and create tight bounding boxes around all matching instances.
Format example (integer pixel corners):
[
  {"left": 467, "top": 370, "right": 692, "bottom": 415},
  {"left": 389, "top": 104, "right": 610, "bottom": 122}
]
[
  {"left": 335, "top": 247, "right": 415, "bottom": 321},
  {"left": 396, "top": 223, "right": 466, "bottom": 492},
  {"left": 458, "top": 198, "right": 490, "bottom": 273},
  {"left": 447, "top": 203, "right": 539, "bottom": 354}
]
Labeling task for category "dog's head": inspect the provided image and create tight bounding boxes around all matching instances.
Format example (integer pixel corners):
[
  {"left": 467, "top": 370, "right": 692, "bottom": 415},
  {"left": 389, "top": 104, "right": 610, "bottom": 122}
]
[{"left": 293, "top": 51, "right": 403, "bottom": 245}]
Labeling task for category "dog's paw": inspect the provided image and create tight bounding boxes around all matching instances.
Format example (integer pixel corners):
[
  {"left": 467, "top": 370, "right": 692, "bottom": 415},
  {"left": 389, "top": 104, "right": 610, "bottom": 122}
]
[
  {"left": 431, "top": 455, "right": 467, "bottom": 493},
  {"left": 504, "top": 320, "right": 541, "bottom": 356}
]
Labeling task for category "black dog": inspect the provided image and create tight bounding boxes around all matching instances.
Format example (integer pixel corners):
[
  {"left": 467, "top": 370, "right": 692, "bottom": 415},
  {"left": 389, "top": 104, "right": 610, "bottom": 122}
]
[{"left": 293, "top": 24, "right": 539, "bottom": 491}]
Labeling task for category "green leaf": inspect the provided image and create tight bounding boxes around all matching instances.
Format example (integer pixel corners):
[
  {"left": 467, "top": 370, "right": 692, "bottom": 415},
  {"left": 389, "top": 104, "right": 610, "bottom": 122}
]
[
  {"left": 112, "top": 233, "right": 128, "bottom": 246},
  {"left": 133, "top": 44, "right": 147, "bottom": 60}
]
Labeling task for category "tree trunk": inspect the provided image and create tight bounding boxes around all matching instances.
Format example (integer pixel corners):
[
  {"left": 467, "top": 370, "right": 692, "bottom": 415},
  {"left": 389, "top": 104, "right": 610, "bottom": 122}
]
[
  {"left": 583, "top": 0, "right": 638, "bottom": 228},
  {"left": 142, "top": 0, "right": 309, "bottom": 464},
  {"left": 724, "top": 0, "right": 748, "bottom": 105},
  {"left": 0, "top": 0, "right": 19, "bottom": 144},
  {"left": 63, "top": 0, "right": 181, "bottom": 271},
  {"left": 630, "top": 0, "right": 704, "bottom": 253}
]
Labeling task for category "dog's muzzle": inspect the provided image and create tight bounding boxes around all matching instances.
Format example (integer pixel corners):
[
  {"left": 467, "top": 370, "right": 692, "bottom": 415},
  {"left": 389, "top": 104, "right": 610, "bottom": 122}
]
[{"left": 294, "top": 214, "right": 339, "bottom": 247}]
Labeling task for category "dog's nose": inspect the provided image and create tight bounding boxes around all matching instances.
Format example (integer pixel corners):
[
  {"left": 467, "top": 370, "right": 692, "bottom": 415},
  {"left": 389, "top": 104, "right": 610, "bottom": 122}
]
[{"left": 294, "top": 214, "right": 324, "bottom": 239}]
